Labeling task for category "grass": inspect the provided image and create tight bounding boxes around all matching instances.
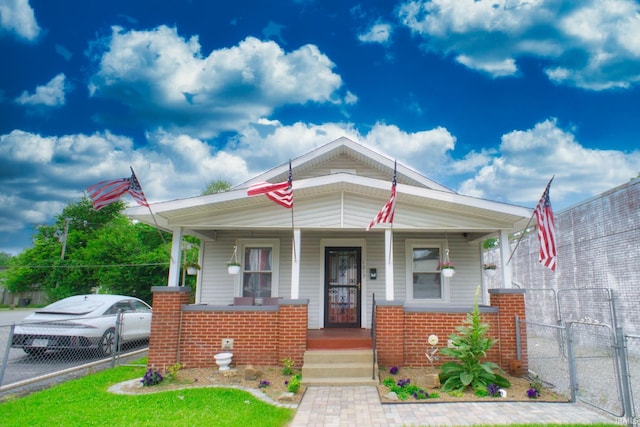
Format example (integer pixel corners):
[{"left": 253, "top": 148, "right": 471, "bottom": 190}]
[
  {"left": 0, "top": 361, "right": 294, "bottom": 427},
  {"left": 0, "top": 360, "right": 620, "bottom": 427}
]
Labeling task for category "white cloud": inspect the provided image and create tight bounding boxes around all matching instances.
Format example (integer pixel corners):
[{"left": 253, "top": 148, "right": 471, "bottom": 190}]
[
  {"left": 15, "top": 73, "right": 67, "bottom": 107},
  {"left": 88, "top": 26, "right": 346, "bottom": 138},
  {"left": 397, "top": 0, "right": 640, "bottom": 90},
  {"left": 2, "top": 120, "right": 637, "bottom": 254},
  {"left": 0, "top": 0, "right": 40, "bottom": 41},
  {"left": 358, "top": 22, "right": 393, "bottom": 45},
  {"left": 456, "top": 118, "right": 640, "bottom": 207}
]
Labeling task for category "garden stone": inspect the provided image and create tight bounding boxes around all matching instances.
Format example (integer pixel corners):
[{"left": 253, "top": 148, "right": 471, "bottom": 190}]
[
  {"left": 385, "top": 391, "right": 399, "bottom": 401},
  {"left": 277, "top": 392, "right": 296, "bottom": 403},
  {"left": 244, "top": 365, "right": 262, "bottom": 380},
  {"left": 423, "top": 373, "right": 440, "bottom": 388}
]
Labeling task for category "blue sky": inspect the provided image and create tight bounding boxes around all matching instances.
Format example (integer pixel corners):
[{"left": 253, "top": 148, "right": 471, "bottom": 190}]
[{"left": 1, "top": 0, "right": 639, "bottom": 255}]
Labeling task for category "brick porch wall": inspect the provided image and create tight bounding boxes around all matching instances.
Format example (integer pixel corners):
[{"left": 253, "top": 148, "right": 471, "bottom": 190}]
[
  {"left": 489, "top": 288, "right": 528, "bottom": 373},
  {"left": 148, "top": 286, "right": 192, "bottom": 369},
  {"left": 375, "top": 289, "right": 527, "bottom": 374},
  {"left": 148, "top": 287, "right": 308, "bottom": 370}
]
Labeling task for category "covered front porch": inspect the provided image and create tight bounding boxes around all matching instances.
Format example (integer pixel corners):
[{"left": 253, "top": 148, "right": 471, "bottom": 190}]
[{"left": 148, "top": 286, "right": 527, "bottom": 376}]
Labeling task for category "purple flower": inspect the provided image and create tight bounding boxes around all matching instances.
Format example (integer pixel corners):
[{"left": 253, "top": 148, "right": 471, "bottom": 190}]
[
  {"left": 389, "top": 366, "right": 399, "bottom": 375},
  {"left": 487, "top": 383, "right": 500, "bottom": 397},
  {"left": 397, "top": 378, "right": 411, "bottom": 387},
  {"left": 259, "top": 380, "right": 270, "bottom": 388},
  {"left": 527, "top": 387, "right": 540, "bottom": 399}
]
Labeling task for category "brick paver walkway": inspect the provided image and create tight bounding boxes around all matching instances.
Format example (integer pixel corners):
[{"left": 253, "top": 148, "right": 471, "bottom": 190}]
[{"left": 289, "top": 386, "right": 616, "bottom": 426}]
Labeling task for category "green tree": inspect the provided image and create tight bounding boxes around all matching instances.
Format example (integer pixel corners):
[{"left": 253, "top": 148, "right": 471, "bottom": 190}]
[
  {"left": 202, "top": 178, "right": 232, "bottom": 195},
  {"left": 5, "top": 197, "right": 169, "bottom": 304},
  {"left": 0, "top": 252, "right": 11, "bottom": 266}
]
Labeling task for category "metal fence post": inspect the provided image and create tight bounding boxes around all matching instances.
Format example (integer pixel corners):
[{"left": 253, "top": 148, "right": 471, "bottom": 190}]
[
  {"left": 0, "top": 324, "right": 15, "bottom": 386},
  {"left": 616, "top": 327, "right": 635, "bottom": 426},
  {"left": 112, "top": 311, "right": 123, "bottom": 368},
  {"left": 515, "top": 315, "right": 521, "bottom": 360},
  {"left": 566, "top": 323, "right": 578, "bottom": 403}
]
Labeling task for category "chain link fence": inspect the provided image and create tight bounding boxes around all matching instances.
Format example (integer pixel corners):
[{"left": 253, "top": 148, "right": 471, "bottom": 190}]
[
  {"left": 0, "top": 312, "right": 148, "bottom": 397},
  {"left": 517, "top": 287, "right": 639, "bottom": 425}
]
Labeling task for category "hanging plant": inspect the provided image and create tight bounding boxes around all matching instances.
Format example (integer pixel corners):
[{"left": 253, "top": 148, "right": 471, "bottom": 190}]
[
  {"left": 186, "top": 263, "right": 200, "bottom": 275},
  {"left": 227, "top": 244, "right": 241, "bottom": 274},
  {"left": 483, "top": 263, "right": 497, "bottom": 277},
  {"left": 439, "top": 246, "right": 455, "bottom": 277}
]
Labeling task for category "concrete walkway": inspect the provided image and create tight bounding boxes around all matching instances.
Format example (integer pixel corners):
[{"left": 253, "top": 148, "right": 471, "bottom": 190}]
[{"left": 289, "top": 386, "right": 617, "bottom": 427}]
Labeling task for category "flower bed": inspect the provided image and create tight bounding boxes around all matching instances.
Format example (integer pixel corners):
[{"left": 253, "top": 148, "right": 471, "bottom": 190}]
[{"left": 378, "top": 367, "right": 569, "bottom": 403}]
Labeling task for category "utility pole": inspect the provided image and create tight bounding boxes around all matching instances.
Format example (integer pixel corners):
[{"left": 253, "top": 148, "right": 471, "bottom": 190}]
[{"left": 60, "top": 218, "right": 70, "bottom": 260}]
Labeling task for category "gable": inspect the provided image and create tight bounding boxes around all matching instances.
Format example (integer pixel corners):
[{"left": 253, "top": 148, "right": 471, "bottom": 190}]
[{"left": 234, "top": 137, "right": 452, "bottom": 192}]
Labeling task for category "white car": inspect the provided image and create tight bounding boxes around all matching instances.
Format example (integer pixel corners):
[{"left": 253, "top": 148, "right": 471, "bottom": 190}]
[{"left": 12, "top": 294, "right": 152, "bottom": 357}]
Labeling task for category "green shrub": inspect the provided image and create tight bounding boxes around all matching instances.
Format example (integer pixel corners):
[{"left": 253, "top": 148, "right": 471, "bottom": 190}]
[
  {"left": 438, "top": 287, "right": 511, "bottom": 393},
  {"left": 287, "top": 374, "right": 301, "bottom": 393},
  {"left": 280, "top": 357, "right": 295, "bottom": 375}
]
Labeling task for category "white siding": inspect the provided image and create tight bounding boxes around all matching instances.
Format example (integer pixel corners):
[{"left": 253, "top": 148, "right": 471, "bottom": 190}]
[
  {"left": 297, "top": 153, "right": 388, "bottom": 181},
  {"left": 199, "top": 231, "right": 293, "bottom": 305},
  {"left": 199, "top": 230, "right": 484, "bottom": 325}
]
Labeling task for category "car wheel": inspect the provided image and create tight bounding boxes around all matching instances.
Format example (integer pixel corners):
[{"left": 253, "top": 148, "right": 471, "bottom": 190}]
[
  {"left": 99, "top": 328, "right": 117, "bottom": 357},
  {"left": 23, "top": 347, "right": 46, "bottom": 356}
]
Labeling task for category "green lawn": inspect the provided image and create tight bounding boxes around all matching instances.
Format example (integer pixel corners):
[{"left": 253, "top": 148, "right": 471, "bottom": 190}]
[
  {"left": 0, "top": 363, "right": 294, "bottom": 427},
  {"left": 0, "top": 361, "right": 622, "bottom": 427}
]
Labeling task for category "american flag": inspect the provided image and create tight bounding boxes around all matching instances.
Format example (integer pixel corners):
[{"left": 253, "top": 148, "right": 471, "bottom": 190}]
[
  {"left": 533, "top": 177, "right": 557, "bottom": 271},
  {"left": 87, "top": 167, "right": 149, "bottom": 210},
  {"left": 367, "top": 161, "right": 397, "bottom": 231},
  {"left": 247, "top": 161, "right": 293, "bottom": 209}
]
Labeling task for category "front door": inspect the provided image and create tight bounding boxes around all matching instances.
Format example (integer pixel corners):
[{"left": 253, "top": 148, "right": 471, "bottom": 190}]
[{"left": 324, "top": 247, "right": 361, "bottom": 328}]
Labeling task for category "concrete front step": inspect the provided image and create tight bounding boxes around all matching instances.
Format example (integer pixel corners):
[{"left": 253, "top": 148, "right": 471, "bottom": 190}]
[
  {"left": 303, "top": 349, "right": 376, "bottom": 364},
  {"left": 301, "top": 376, "right": 379, "bottom": 386},
  {"left": 301, "top": 349, "right": 379, "bottom": 386}
]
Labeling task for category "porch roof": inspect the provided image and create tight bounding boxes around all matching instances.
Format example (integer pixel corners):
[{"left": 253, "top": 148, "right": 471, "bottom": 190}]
[{"left": 126, "top": 172, "right": 531, "bottom": 241}]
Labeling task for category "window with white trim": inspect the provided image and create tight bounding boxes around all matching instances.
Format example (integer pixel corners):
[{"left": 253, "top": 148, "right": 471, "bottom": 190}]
[
  {"left": 406, "top": 240, "right": 446, "bottom": 301},
  {"left": 239, "top": 240, "right": 279, "bottom": 298}
]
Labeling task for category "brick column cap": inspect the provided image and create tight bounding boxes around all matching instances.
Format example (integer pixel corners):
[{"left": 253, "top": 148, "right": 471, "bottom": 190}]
[
  {"left": 152, "top": 286, "right": 192, "bottom": 294},
  {"left": 488, "top": 288, "right": 526, "bottom": 295},
  {"left": 375, "top": 300, "right": 405, "bottom": 307}
]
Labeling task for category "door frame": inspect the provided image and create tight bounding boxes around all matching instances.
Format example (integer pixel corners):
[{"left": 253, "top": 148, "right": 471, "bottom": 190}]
[{"left": 319, "top": 238, "right": 367, "bottom": 329}]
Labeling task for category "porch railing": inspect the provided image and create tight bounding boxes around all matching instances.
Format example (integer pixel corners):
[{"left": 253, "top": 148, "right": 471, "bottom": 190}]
[{"left": 371, "top": 293, "right": 377, "bottom": 380}]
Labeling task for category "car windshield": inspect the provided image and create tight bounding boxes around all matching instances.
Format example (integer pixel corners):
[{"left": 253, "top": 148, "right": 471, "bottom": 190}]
[{"left": 35, "top": 296, "right": 106, "bottom": 315}]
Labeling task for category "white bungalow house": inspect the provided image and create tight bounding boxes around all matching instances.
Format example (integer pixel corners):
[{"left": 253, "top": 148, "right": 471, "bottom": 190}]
[{"left": 127, "top": 137, "right": 531, "bottom": 377}]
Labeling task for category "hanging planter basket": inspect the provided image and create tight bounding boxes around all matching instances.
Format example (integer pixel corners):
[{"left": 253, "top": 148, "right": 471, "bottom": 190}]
[
  {"left": 441, "top": 267, "right": 455, "bottom": 278},
  {"left": 186, "top": 265, "right": 199, "bottom": 275},
  {"left": 439, "top": 245, "right": 455, "bottom": 278},
  {"left": 483, "top": 263, "right": 497, "bottom": 277},
  {"left": 227, "top": 243, "right": 241, "bottom": 275}
]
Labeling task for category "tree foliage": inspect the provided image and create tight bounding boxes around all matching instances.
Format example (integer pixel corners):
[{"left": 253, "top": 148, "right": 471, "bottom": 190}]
[
  {"left": 202, "top": 178, "right": 232, "bottom": 195},
  {"left": 4, "top": 197, "right": 171, "bottom": 304}
]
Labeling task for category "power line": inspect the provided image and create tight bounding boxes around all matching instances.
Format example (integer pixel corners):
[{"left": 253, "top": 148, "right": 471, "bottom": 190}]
[{"left": 3, "top": 262, "right": 170, "bottom": 269}]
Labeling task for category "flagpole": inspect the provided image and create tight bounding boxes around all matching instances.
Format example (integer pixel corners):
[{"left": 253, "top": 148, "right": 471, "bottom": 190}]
[
  {"left": 289, "top": 160, "right": 296, "bottom": 261},
  {"left": 507, "top": 176, "right": 554, "bottom": 265},
  {"left": 130, "top": 166, "right": 168, "bottom": 248}
]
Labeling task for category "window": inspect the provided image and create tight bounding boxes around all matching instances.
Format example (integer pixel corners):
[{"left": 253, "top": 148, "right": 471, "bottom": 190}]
[
  {"left": 412, "top": 247, "right": 442, "bottom": 299},
  {"left": 242, "top": 246, "right": 273, "bottom": 298},
  {"left": 405, "top": 239, "right": 449, "bottom": 302}
]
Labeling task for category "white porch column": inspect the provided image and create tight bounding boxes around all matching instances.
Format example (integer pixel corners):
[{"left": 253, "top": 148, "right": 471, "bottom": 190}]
[
  {"left": 291, "top": 228, "right": 301, "bottom": 299},
  {"left": 167, "top": 227, "right": 183, "bottom": 287},
  {"left": 499, "top": 229, "right": 513, "bottom": 288},
  {"left": 385, "top": 228, "right": 394, "bottom": 300}
]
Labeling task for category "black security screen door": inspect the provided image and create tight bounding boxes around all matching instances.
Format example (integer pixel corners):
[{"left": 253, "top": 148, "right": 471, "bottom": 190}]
[{"left": 324, "top": 247, "right": 361, "bottom": 328}]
